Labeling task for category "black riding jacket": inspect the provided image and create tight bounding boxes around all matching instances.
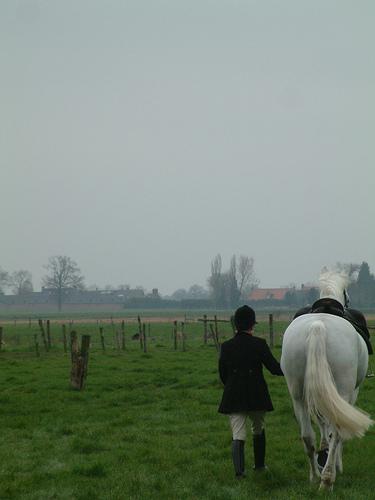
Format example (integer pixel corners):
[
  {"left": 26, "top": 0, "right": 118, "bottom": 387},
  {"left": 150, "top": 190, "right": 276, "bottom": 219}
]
[{"left": 218, "top": 332, "right": 283, "bottom": 414}]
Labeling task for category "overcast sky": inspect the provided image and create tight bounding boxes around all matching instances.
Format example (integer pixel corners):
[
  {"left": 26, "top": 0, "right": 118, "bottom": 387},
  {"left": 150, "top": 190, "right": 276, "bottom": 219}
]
[{"left": 1, "top": 0, "right": 374, "bottom": 294}]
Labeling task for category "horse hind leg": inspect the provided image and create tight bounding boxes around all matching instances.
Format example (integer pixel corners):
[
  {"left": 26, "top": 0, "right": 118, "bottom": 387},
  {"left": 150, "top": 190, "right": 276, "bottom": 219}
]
[
  {"left": 335, "top": 440, "right": 343, "bottom": 473},
  {"left": 302, "top": 435, "right": 320, "bottom": 483},
  {"left": 331, "top": 389, "right": 357, "bottom": 476},
  {"left": 317, "top": 420, "right": 343, "bottom": 475},
  {"left": 317, "top": 417, "right": 330, "bottom": 451},
  {"left": 316, "top": 417, "right": 330, "bottom": 473},
  {"left": 293, "top": 399, "right": 320, "bottom": 482},
  {"left": 319, "top": 430, "right": 341, "bottom": 491}
]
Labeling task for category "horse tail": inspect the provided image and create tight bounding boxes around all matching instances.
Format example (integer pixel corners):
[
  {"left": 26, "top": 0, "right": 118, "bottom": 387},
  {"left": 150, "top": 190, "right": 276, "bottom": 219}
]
[{"left": 304, "top": 320, "right": 373, "bottom": 440}]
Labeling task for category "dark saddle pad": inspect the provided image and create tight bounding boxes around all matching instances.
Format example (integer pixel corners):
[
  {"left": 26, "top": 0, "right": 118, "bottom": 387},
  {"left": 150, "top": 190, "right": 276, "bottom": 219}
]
[
  {"left": 343, "top": 308, "right": 373, "bottom": 355},
  {"left": 294, "top": 300, "right": 373, "bottom": 355},
  {"left": 311, "top": 298, "right": 344, "bottom": 317}
]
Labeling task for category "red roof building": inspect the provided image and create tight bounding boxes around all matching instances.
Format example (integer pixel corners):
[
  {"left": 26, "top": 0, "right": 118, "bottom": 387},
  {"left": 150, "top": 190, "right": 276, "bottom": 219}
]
[{"left": 249, "top": 288, "right": 290, "bottom": 301}]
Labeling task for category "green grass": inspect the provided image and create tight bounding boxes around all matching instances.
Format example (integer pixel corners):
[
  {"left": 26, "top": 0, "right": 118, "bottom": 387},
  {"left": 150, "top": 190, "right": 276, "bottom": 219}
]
[{"left": 0, "top": 320, "right": 374, "bottom": 499}]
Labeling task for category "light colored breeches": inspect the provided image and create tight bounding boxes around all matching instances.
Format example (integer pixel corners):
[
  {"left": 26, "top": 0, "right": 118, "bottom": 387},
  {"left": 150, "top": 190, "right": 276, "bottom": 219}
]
[{"left": 229, "top": 411, "right": 265, "bottom": 440}]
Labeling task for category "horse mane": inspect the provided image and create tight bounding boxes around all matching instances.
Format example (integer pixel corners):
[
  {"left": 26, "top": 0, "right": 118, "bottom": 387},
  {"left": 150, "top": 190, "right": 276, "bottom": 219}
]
[{"left": 318, "top": 269, "right": 350, "bottom": 305}]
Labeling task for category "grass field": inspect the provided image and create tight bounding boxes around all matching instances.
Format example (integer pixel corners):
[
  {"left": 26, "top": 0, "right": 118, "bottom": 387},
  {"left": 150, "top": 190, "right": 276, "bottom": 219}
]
[{"left": 0, "top": 318, "right": 374, "bottom": 499}]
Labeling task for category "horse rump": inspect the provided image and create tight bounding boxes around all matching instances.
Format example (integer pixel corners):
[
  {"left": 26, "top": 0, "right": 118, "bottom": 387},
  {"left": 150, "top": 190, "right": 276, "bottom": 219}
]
[{"left": 304, "top": 320, "right": 373, "bottom": 440}]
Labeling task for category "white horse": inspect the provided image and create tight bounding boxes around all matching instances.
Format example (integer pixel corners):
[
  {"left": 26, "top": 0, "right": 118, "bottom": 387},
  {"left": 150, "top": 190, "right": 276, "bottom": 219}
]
[{"left": 281, "top": 270, "right": 373, "bottom": 490}]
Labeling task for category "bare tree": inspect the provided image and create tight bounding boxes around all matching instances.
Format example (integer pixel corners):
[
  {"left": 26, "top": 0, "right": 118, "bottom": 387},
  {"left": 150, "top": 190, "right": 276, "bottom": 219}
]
[
  {"left": 0, "top": 267, "right": 8, "bottom": 294},
  {"left": 8, "top": 270, "right": 33, "bottom": 295},
  {"left": 42, "top": 256, "right": 84, "bottom": 311},
  {"left": 208, "top": 254, "right": 259, "bottom": 307},
  {"left": 208, "top": 254, "right": 225, "bottom": 307},
  {"left": 227, "top": 255, "right": 240, "bottom": 307},
  {"left": 237, "top": 255, "right": 258, "bottom": 298},
  {"left": 211, "top": 254, "right": 222, "bottom": 278}
]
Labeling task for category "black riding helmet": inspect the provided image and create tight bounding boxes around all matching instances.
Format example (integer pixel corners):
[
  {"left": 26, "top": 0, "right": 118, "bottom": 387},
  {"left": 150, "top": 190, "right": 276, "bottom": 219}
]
[{"left": 234, "top": 305, "right": 258, "bottom": 332}]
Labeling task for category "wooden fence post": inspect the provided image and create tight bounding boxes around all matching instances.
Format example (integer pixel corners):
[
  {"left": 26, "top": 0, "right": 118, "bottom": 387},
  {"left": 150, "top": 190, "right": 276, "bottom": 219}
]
[
  {"left": 269, "top": 313, "right": 274, "bottom": 349},
  {"left": 121, "top": 320, "right": 125, "bottom": 350},
  {"left": 137, "top": 316, "right": 143, "bottom": 350},
  {"left": 214, "top": 315, "right": 219, "bottom": 344},
  {"left": 203, "top": 314, "right": 208, "bottom": 344},
  {"left": 99, "top": 326, "right": 105, "bottom": 352},
  {"left": 70, "top": 332, "right": 91, "bottom": 390},
  {"left": 34, "top": 333, "right": 40, "bottom": 357},
  {"left": 181, "top": 321, "right": 185, "bottom": 352},
  {"left": 62, "top": 324, "right": 67, "bottom": 353},
  {"left": 137, "top": 315, "right": 142, "bottom": 336},
  {"left": 38, "top": 319, "right": 48, "bottom": 352},
  {"left": 111, "top": 317, "right": 115, "bottom": 343},
  {"left": 46, "top": 319, "right": 51, "bottom": 349},
  {"left": 173, "top": 320, "right": 178, "bottom": 350},
  {"left": 0, "top": 326, "right": 3, "bottom": 352},
  {"left": 143, "top": 323, "right": 147, "bottom": 353}
]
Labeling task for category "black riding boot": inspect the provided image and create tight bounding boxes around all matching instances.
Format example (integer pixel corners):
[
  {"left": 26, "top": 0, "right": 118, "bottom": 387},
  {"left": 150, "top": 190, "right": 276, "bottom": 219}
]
[
  {"left": 253, "top": 430, "right": 266, "bottom": 470},
  {"left": 232, "top": 439, "right": 245, "bottom": 477}
]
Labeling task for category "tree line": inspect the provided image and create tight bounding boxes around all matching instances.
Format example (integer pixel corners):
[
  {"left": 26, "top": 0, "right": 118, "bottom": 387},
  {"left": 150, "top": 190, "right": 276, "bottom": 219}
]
[
  {"left": 0, "top": 256, "right": 84, "bottom": 311},
  {"left": 281, "top": 261, "right": 375, "bottom": 309},
  {"left": 1, "top": 256, "right": 375, "bottom": 311},
  {"left": 0, "top": 254, "right": 258, "bottom": 311},
  {"left": 346, "top": 262, "right": 375, "bottom": 309}
]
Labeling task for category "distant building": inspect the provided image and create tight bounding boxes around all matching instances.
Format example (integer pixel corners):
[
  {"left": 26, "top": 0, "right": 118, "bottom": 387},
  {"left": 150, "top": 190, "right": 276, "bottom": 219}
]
[
  {"left": 249, "top": 285, "right": 318, "bottom": 306},
  {"left": 0, "top": 286, "right": 149, "bottom": 312},
  {"left": 249, "top": 288, "right": 290, "bottom": 301}
]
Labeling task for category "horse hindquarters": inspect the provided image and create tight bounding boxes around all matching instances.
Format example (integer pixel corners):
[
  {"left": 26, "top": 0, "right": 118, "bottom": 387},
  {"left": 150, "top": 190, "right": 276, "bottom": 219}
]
[
  {"left": 303, "top": 320, "right": 372, "bottom": 489},
  {"left": 305, "top": 320, "right": 372, "bottom": 441}
]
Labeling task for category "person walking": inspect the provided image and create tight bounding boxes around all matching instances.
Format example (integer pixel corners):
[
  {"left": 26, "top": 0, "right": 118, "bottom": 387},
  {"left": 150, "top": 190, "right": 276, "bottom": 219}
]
[{"left": 218, "top": 305, "right": 283, "bottom": 477}]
